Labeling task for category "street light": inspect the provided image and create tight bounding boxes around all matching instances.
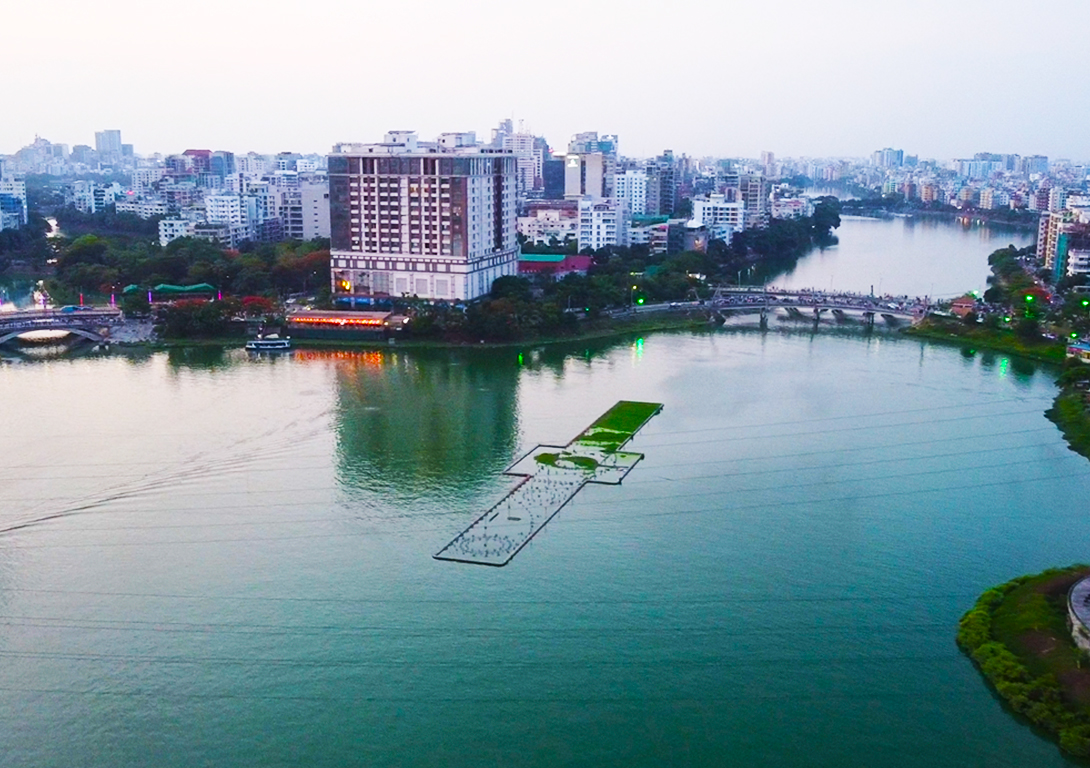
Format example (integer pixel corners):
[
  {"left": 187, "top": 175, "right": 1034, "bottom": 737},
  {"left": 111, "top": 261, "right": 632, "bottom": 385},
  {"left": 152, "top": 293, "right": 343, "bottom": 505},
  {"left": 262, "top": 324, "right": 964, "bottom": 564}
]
[{"left": 630, "top": 284, "right": 637, "bottom": 309}]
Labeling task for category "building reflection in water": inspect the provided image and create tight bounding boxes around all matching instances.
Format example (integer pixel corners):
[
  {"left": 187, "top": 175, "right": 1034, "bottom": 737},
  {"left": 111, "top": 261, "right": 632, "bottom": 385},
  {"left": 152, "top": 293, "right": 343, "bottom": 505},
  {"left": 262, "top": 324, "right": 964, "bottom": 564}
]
[{"left": 316, "top": 347, "right": 521, "bottom": 495}]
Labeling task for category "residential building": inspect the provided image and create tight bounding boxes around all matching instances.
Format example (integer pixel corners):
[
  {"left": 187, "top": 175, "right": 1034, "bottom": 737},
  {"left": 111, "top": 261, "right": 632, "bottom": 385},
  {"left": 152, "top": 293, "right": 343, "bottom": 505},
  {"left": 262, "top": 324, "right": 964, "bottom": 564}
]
[
  {"left": 770, "top": 196, "right": 813, "bottom": 219},
  {"left": 159, "top": 218, "right": 195, "bottom": 247},
  {"left": 577, "top": 197, "right": 627, "bottom": 252},
  {"left": 327, "top": 130, "right": 519, "bottom": 303},
  {"left": 1066, "top": 249, "right": 1090, "bottom": 277},
  {"left": 1050, "top": 187, "right": 1068, "bottom": 212},
  {"left": 205, "top": 195, "right": 246, "bottom": 227},
  {"left": 628, "top": 219, "right": 670, "bottom": 255},
  {"left": 613, "top": 170, "right": 648, "bottom": 216},
  {"left": 689, "top": 194, "right": 745, "bottom": 241},
  {"left": 645, "top": 152, "right": 678, "bottom": 216},
  {"left": 517, "top": 201, "right": 578, "bottom": 246},
  {"left": 281, "top": 181, "right": 331, "bottom": 241},
  {"left": 0, "top": 178, "right": 28, "bottom": 230},
  {"left": 115, "top": 199, "right": 169, "bottom": 219}
]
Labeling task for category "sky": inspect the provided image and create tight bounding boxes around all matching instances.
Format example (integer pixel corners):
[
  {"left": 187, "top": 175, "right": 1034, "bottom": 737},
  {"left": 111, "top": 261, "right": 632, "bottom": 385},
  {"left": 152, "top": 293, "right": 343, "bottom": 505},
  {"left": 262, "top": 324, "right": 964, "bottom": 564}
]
[{"left": 4, "top": 0, "right": 1089, "bottom": 162}]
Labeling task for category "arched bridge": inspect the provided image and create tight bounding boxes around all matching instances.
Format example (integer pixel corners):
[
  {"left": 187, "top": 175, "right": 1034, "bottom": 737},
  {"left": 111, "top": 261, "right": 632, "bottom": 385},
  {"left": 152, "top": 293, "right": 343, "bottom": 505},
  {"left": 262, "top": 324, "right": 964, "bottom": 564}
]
[
  {"left": 0, "top": 308, "right": 121, "bottom": 345},
  {"left": 708, "top": 287, "right": 927, "bottom": 324}
]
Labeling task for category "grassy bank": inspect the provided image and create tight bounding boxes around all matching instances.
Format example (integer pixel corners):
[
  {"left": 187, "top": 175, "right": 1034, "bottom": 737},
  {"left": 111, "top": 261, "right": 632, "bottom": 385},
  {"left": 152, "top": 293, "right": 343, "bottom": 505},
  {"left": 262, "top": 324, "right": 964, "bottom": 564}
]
[
  {"left": 958, "top": 565, "right": 1090, "bottom": 756},
  {"left": 903, "top": 320, "right": 1066, "bottom": 364}
]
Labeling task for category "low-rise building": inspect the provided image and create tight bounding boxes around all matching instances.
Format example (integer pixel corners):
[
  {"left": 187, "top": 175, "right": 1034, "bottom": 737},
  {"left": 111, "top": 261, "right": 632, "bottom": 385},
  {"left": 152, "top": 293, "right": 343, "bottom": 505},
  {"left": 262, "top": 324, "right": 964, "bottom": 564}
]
[
  {"left": 518, "top": 202, "right": 579, "bottom": 246},
  {"left": 159, "top": 218, "right": 195, "bottom": 247},
  {"left": 517, "top": 253, "right": 593, "bottom": 279}
]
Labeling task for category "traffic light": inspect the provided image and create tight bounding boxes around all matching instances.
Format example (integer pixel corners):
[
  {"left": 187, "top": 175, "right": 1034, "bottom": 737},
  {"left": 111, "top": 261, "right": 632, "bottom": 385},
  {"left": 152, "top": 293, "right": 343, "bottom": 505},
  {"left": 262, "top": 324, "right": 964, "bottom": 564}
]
[
  {"left": 637, "top": 297, "right": 645, "bottom": 305},
  {"left": 1081, "top": 299, "right": 1088, "bottom": 307}
]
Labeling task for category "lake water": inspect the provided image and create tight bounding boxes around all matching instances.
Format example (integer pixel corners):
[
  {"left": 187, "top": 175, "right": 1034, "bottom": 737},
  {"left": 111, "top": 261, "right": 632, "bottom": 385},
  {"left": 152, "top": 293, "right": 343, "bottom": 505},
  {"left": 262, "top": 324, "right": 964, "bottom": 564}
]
[
  {"left": 0, "top": 218, "right": 1081, "bottom": 767},
  {"left": 773, "top": 215, "right": 1034, "bottom": 298}
]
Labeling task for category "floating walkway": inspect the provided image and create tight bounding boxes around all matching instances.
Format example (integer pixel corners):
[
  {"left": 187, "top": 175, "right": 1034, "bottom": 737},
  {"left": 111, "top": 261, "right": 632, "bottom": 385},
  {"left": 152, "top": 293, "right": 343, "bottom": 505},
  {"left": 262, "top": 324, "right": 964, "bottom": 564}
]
[{"left": 434, "top": 401, "right": 663, "bottom": 567}]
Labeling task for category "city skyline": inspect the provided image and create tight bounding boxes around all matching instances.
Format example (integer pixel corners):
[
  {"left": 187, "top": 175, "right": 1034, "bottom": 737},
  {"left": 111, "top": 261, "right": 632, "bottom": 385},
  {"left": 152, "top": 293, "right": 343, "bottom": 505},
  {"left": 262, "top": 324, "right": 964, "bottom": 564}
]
[{"left": 5, "top": 0, "right": 1090, "bottom": 161}]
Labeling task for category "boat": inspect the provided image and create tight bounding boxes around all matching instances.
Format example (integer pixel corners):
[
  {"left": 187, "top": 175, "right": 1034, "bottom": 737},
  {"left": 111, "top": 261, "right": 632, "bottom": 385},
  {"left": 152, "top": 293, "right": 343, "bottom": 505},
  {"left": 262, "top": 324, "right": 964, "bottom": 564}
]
[{"left": 245, "top": 333, "right": 291, "bottom": 351}]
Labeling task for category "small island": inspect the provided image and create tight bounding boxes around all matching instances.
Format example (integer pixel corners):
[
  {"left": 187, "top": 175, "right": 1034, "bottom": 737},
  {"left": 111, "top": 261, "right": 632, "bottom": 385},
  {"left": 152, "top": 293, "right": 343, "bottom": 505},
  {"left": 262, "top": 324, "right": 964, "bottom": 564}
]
[{"left": 958, "top": 565, "right": 1090, "bottom": 756}]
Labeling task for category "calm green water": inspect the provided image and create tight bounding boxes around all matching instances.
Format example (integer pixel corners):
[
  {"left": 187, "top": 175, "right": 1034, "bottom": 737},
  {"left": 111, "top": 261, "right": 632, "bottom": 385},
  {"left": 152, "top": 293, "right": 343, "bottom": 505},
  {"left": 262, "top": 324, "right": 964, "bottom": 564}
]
[
  {"left": 0, "top": 218, "right": 1082, "bottom": 766},
  {"left": 0, "top": 330, "right": 1086, "bottom": 767}
]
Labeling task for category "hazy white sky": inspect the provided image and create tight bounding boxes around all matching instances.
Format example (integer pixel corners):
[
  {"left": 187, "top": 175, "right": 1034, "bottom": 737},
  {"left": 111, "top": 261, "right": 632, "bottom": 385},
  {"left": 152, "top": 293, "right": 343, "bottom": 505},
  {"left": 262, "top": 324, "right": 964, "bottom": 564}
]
[{"left": 4, "top": 0, "right": 1088, "bottom": 161}]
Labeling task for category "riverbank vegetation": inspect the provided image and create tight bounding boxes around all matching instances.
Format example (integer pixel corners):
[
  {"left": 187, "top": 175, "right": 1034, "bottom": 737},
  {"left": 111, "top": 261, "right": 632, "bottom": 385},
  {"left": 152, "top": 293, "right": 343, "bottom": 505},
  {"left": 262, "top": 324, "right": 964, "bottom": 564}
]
[
  {"left": 44, "top": 234, "right": 331, "bottom": 306},
  {"left": 1046, "top": 362, "right": 1090, "bottom": 460},
  {"left": 903, "top": 320, "right": 1065, "bottom": 364},
  {"left": 957, "top": 565, "right": 1090, "bottom": 757}
]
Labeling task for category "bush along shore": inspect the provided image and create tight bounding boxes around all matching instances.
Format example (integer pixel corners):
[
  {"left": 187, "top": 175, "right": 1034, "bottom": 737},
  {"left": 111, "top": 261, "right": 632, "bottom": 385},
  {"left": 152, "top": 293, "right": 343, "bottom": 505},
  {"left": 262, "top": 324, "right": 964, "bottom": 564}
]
[
  {"left": 902, "top": 320, "right": 1066, "bottom": 364},
  {"left": 1045, "top": 362, "right": 1090, "bottom": 460},
  {"left": 957, "top": 565, "right": 1090, "bottom": 757}
]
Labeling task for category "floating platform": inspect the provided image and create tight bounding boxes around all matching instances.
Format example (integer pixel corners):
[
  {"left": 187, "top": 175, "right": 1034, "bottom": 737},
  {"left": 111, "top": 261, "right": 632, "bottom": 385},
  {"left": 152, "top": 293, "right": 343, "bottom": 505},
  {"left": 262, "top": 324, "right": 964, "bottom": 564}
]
[{"left": 434, "top": 401, "right": 663, "bottom": 566}]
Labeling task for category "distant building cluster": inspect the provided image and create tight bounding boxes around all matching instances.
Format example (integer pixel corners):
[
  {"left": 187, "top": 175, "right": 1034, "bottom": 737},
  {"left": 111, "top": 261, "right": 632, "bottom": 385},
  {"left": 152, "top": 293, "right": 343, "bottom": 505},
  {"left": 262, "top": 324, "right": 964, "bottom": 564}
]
[
  {"left": 0, "top": 130, "right": 331, "bottom": 247},
  {"left": 6, "top": 119, "right": 1090, "bottom": 307}
]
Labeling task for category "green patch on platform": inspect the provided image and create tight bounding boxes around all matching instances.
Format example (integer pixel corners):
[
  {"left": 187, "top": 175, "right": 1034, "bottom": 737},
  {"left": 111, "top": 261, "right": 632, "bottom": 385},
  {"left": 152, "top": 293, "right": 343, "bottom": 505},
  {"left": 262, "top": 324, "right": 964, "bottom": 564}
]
[
  {"left": 571, "top": 400, "right": 662, "bottom": 452},
  {"left": 535, "top": 452, "right": 601, "bottom": 471}
]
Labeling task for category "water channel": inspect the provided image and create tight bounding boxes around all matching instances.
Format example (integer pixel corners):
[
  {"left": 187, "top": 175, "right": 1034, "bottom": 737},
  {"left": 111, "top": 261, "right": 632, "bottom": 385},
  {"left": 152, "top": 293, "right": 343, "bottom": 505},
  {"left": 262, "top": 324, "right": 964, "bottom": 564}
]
[{"left": 1, "top": 217, "right": 1077, "bottom": 767}]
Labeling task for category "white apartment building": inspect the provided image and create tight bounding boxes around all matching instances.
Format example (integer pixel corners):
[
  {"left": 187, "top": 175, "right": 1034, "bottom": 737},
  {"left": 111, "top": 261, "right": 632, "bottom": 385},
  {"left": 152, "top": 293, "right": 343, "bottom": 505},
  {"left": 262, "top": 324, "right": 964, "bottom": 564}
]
[
  {"left": 690, "top": 194, "right": 746, "bottom": 241},
  {"left": 770, "top": 197, "right": 813, "bottom": 220},
  {"left": 159, "top": 218, "right": 195, "bottom": 247},
  {"left": 205, "top": 195, "right": 245, "bottom": 226},
  {"left": 1050, "top": 187, "right": 1068, "bottom": 212},
  {"left": 578, "top": 197, "right": 628, "bottom": 252},
  {"left": 132, "top": 168, "right": 165, "bottom": 197},
  {"left": 117, "top": 198, "right": 170, "bottom": 219},
  {"left": 327, "top": 131, "right": 519, "bottom": 302},
  {"left": 613, "top": 170, "right": 648, "bottom": 216},
  {"left": 502, "top": 133, "right": 540, "bottom": 197},
  {"left": 1067, "top": 250, "right": 1090, "bottom": 277}
]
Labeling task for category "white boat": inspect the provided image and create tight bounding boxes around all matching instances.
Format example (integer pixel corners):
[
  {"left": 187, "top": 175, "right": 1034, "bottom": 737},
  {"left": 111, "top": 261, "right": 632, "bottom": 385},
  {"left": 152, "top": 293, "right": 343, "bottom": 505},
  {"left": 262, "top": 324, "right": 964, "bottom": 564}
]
[{"left": 245, "top": 334, "right": 291, "bottom": 351}]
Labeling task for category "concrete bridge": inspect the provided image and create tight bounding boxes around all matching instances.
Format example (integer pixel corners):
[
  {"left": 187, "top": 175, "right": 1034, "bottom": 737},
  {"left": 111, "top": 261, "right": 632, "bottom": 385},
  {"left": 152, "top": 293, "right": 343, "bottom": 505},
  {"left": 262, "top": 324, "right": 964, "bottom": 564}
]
[
  {"left": 707, "top": 286, "right": 926, "bottom": 325},
  {"left": 0, "top": 308, "right": 122, "bottom": 345}
]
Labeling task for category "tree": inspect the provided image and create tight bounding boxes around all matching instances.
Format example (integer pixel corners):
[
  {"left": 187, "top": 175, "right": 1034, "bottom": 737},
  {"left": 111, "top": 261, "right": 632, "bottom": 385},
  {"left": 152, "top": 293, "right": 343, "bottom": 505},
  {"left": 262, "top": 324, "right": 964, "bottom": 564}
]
[{"left": 491, "top": 275, "right": 533, "bottom": 302}]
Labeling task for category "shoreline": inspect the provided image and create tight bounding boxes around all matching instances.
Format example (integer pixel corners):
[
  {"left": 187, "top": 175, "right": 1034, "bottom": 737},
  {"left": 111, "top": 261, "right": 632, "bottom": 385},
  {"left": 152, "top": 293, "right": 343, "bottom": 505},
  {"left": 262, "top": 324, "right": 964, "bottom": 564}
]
[
  {"left": 105, "top": 313, "right": 714, "bottom": 352},
  {"left": 838, "top": 208, "right": 1040, "bottom": 233},
  {"left": 957, "top": 565, "right": 1090, "bottom": 758},
  {"left": 901, "top": 322, "right": 1065, "bottom": 365}
]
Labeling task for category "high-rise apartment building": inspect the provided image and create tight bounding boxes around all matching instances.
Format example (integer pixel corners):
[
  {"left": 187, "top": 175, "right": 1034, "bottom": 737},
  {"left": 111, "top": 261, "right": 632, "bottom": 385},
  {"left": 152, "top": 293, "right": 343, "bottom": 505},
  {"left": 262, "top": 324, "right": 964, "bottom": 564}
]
[
  {"left": 327, "top": 131, "right": 518, "bottom": 303},
  {"left": 577, "top": 198, "right": 627, "bottom": 252},
  {"left": 95, "top": 130, "right": 123, "bottom": 163},
  {"left": 613, "top": 170, "right": 648, "bottom": 216},
  {"left": 645, "top": 152, "right": 678, "bottom": 216}
]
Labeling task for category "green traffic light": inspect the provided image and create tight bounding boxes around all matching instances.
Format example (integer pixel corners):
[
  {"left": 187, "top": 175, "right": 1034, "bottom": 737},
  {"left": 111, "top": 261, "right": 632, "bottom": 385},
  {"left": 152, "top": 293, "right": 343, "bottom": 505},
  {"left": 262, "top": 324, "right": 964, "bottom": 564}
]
[
  {"left": 1072, "top": 332, "right": 1080, "bottom": 339},
  {"left": 1025, "top": 295, "right": 1034, "bottom": 302},
  {"left": 1081, "top": 299, "right": 1088, "bottom": 307},
  {"left": 637, "top": 298, "right": 645, "bottom": 305}
]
